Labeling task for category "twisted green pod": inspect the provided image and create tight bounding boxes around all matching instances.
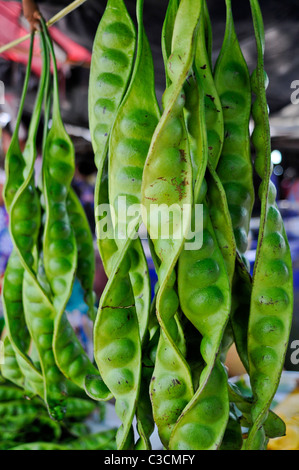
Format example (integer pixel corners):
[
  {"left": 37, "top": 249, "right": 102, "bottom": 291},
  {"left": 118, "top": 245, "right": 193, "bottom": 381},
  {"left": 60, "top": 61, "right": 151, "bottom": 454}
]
[
  {"left": 194, "top": 9, "right": 224, "bottom": 169},
  {"left": 89, "top": 0, "right": 136, "bottom": 276},
  {"left": 142, "top": 0, "right": 202, "bottom": 447},
  {"left": 244, "top": 0, "right": 293, "bottom": 449},
  {"left": 214, "top": 0, "right": 254, "bottom": 263},
  {"left": 2, "top": 31, "right": 49, "bottom": 400}
]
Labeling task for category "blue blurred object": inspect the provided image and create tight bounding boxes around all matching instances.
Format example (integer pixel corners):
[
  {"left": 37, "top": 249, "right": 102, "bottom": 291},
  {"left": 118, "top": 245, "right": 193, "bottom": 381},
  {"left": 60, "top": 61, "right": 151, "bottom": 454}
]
[
  {"left": 0, "top": 205, "right": 13, "bottom": 276},
  {"left": 66, "top": 277, "right": 90, "bottom": 350}
]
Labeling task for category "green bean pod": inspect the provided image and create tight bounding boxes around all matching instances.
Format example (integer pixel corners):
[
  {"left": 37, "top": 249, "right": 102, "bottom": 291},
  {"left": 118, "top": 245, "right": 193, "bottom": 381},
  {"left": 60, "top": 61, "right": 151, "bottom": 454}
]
[
  {"left": 168, "top": 16, "right": 231, "bottom": 446},
  {"left": 0, "top": 335, "right": 24, "bottom": 389},
  {"left": 170, "top": 361, "right": 229, "bottom": 450},
  {"left": 211, "top": 0, "right": 254, "bottom": 366},
  {"left": 230, "top": 255, "right": 252, "bottom": 371},
  {"left": 214, "top": 0, "right": 254, "bottom": 262},
  {"left": 64, "top": 397, "right": 97, "bottom": 419},
  {"left": 194, "top": 10, "right": 224, "bottom": 169},
  {"left": 22, "top": 264, "right": 68, "bottom": 420},
  {"left": 94, "top": 0, "right": 160, "bottom": 449},
  {"left": 94, "top": 243, "right": 141, "bottom": 449},
  {"left": 203, "top": 0, "right": 213, "bottom": 69},
  {"left": 106, "top": 0, "right": 160, "bottom": 448},
  {"left": 244, "top": 0, "right": 293, "bottom": 449},
  {"left": 53, "top": 308, "right": 112, "bottom": 402},
  {"left": 38, "top": 180, "right": 111, "bottom": 402},
  {"left": 142, "top": 0, "right": 202, "bottom": 447},
  {"left": 38, "top": 20, "right": 112, "bottom": 405},
  {"left": 41, "top": 23, "right": 77, "bottom": 316},
  {"left": 108, "top": 0, "right": 160, "bottom": 343},
  {"left": 89, "top": 3, "right": 142, "bottom": 427},
  {"left": 89, "top": 0, "right": 136, "bottom": 275},
  {"left": 171, "top": 194, "right": 231, "bottom": 449},
  {"left": 145, "top": 0, "right": 193, "bottom": 444},
  {"left": 205, "top": 164, "right": 236, "bottom": 362},
  {"left": 8, "top": 35, "right": 48, "bottom": 282},
  {"left": 2, "top": 29, "right": 51, "bottom": 399},
  {"left": 1, "top": 250, "right": 44, "bottom": 397},
  {"left": 206, "top": 164, "right": 236, "bottom": 285}
]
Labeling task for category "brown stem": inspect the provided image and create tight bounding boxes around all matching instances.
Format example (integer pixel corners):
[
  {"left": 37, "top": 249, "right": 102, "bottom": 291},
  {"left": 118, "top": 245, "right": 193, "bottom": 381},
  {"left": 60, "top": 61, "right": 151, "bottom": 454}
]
[{"left": 22, "top": 0, "right": 42, "bottom": 32}]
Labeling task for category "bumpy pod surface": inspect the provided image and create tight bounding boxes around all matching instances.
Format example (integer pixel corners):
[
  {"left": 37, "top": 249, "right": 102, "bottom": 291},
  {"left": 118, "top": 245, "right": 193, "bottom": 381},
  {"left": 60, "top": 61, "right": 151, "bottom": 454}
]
[
  {"left": 169, "top": 13, "right": 230, "bottom": 448},
  {"left": 2, "top": 31, "right": 52, "bottom": 401},
  {"left": 2, "top": 251, "right": 44, "bottom": 397},
  {"left": 194, "top": 10, "right": 224, "bottom": 169},
  {"left": 93, "top": 0, "right": 159, "bottom": 449},
  {"left": 0, "top": 335, "right": 24, "bottom": 390},
  {"left": 245, "top": 0, "right": 293, "bottom": 450},
  {"left": 214, "top": 0, "right": 254, "bottom": 261},
  {"left": 170, "top": 361, "right": 229, "bottom": 450},
  {"left": 108, "top": 0, "right": 160, "bottom": 344},
  {"left": 94, "top": 246, "right": 141, "bottom": 449},
  {"left": 39, "top": 20, "right": 111, "bottom": 405},
  {"left": 141, "top": 0, "right": 202, "bottom": 447},
  {"left": 89, "top": 0, "right": 136, "bottom": 275}
]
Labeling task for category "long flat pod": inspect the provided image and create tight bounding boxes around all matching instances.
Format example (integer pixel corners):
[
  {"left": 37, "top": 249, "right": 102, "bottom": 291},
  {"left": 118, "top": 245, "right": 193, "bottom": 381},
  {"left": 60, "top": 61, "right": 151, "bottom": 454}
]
[
  {"left": 245, "top": 0, "right": 293, "bottom": 449},
  {"left": 94, "top": 0, "right": 160, "bottom": 449},
  {"left": 214, "top": 0, "right": 254, "bottom": 263},
  {"left": 108, "top": 0, "right": 160, "bottom": 344},
  {"left": 169, "top": 8, "right": 230, "bottom": 447},
  {"left": 88, "top": 0, "right": 136, "bottom": 172},
  {"left": 2, "top": 251, "right": 44, "bottom": 397},
  {"left": 94, "top": 235, "right": 141, "bottom": 449},
  {"left": 0, "top": 335, "right": 25, "bottom": 390},
  {"left": 161, "top": 0, "right": 179, "bottom": 88},
  {"left": 88, "top": 0, "right": 136, "bottom": 275},
  {"left": 41, "top": 20, "right": 77, "bottom": 317},
  {"left": 206, "top": 163, "right": 236, "bottom": 286},
  {"left": 146, "top": 0, "right": 193, "bottom": 447},
  {"left": 107, "top": 0, "right": 160, "bottom": 449},
  {"left": 39, "top": 19, "right": 112, "bottom": 404},
  {"left": 173, "top": 185, "right": 230, "bottom": 449},
  {"left": 2, "top": 31, "right": 48, "bottom": 398},
  {"left": 141, "top": 0, "right": 202, "bottom": 447},
  {"left": 170, "top": 361, "right": 229, "bottom": 450},
  {"left": 20, "top": 27, "right": 69, "bottom": 420},
  {"left": 194, "top": 10, "right": 223, "bottom": 169}
]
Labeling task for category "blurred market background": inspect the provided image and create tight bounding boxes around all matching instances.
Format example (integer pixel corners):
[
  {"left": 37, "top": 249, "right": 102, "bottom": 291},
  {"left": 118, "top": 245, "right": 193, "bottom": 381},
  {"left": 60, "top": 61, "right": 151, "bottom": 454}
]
[{"left": 0, "top": 0, "right": 299, "bottom": 372}]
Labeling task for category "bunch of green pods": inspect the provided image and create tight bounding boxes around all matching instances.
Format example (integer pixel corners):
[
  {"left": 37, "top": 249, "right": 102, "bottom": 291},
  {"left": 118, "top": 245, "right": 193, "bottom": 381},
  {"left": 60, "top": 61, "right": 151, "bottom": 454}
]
[
  {"left": 1, "top": 0, "right": 293, "bottom": 451},
  {"left": 90, "top": 0, "right": 293, "bottom": 450}
]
